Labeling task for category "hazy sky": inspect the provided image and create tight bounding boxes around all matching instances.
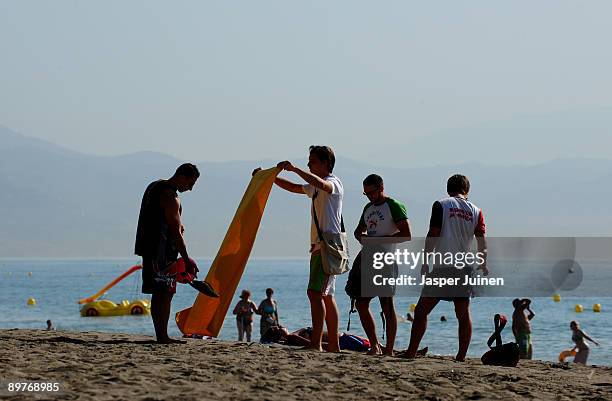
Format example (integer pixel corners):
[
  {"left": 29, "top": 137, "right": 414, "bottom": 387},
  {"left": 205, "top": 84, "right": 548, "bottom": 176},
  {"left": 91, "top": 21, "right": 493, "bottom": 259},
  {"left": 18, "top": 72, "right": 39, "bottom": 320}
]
[{"left": 2, "top": 1, "right": 611, "bottom": 166}]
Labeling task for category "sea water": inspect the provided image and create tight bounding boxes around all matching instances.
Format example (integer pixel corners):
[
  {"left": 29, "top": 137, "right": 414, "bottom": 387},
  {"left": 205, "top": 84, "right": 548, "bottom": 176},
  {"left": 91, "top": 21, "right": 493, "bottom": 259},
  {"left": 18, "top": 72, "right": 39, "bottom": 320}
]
[{"left": 0, "top": 259, "right": 610, "bottom": 366}]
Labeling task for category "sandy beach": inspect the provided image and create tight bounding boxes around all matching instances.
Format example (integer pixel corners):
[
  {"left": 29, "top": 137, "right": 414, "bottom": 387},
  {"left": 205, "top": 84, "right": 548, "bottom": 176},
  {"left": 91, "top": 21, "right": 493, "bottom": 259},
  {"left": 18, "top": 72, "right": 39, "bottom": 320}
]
[{"left": 0, "top": 329, "right": 610, "bottom": 400}]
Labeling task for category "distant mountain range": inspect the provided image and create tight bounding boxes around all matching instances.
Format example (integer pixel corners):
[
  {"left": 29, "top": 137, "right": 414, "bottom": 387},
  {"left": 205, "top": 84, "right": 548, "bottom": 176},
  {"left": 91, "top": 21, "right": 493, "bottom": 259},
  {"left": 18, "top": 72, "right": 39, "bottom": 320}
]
[{"left": 1, "top": 124, "right": 611, "bottom": 257}]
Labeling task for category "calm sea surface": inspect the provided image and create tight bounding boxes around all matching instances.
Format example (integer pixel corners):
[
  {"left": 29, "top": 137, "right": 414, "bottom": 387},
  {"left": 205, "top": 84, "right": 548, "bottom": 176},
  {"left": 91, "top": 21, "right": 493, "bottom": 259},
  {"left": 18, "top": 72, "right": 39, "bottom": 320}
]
[{"left": 0, "top": 259, "right": 610, "bottom": 366}]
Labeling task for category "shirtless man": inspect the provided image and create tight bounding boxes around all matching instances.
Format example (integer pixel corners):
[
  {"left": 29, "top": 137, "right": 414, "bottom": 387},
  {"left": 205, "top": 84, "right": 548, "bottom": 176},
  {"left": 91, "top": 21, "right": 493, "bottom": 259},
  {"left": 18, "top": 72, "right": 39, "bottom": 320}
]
[
  {"left": 135, "top": 163, "right": 212, "bottom": 343},
  {"left": 512, "top": 298, "right": 535, "bottom": 359}
]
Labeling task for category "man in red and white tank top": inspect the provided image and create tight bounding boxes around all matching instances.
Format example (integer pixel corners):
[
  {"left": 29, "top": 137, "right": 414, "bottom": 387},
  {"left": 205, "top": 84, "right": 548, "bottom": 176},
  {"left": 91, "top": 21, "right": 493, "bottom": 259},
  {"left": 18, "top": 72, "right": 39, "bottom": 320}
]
[{"left": 402, "top": 174, "right": 488, "bottom": 361}]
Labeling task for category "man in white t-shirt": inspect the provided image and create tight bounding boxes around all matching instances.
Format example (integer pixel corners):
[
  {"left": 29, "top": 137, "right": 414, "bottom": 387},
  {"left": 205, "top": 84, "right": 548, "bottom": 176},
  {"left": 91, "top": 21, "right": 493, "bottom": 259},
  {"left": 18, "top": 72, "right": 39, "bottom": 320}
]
[
  {"left": 354, "top": 174, "right": 412, "bottom": 356},
  {"left": 264, "top": 145, "right": 343, "bottom": 352},
  {"left": 402, "top": 174, "right": 488, "bottom": 361}
]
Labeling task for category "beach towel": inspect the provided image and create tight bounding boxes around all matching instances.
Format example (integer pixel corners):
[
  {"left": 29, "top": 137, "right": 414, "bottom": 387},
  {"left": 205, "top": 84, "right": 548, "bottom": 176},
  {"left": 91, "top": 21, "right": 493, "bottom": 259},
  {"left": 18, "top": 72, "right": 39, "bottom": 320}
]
[{"left": 175, "top": 167, "right": 280, "bottom": 337}]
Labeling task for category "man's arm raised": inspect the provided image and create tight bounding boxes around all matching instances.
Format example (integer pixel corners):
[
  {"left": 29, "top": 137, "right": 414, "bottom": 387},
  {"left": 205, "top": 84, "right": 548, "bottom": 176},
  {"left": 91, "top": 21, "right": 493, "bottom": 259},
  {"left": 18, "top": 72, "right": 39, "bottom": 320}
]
[
  {"left": 274, "top": 176, "right": 304, "bottom": 194},
  {"left": 252, "top": 166, "right": 304, "bottom": 194},
  {"left": 278, "top": 161, "right": 333, "bottom": 194}
]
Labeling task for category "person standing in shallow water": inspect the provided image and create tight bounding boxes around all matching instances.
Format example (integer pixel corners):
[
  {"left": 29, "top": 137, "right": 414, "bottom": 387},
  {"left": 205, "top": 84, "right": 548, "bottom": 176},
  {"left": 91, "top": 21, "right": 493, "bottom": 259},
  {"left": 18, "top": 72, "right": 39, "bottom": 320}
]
[
  {"left": 512, "top": 298, "right": 535, "bottom": 359},
  {"left": 254, "top": 146, "right": 343, "bottom": 352},
  {"left": 258, "top": 288, "right": 279, "bottom": 340},
  {"left": 232, "top": 290, "right": 258, "bottom": 342},
  {"left": 135, "top": 163, "right": 205, "bottom": 344},
  {"left": 570, "top": 321, "right": 599, "bottom": 365}
]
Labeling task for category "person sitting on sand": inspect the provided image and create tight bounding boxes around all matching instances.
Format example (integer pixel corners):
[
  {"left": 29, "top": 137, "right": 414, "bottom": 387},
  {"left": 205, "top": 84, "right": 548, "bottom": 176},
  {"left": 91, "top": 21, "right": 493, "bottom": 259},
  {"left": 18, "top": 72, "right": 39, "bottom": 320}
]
[
  {"left": 258, "top": 288, "right": 279, "bottom": 340},
  {"left": 570, "top": 320, "right": 599, "bottom": 365},
  {"left": 403, "top": 174, "right": 488, "bottom": 361},
  {"left": 354, "top": 174, "right": 412, "bottom": 356},
  {"left": 512, "top": 298, "right": 535, "bottom": 359},
  {"left": 232, "top": 290, "right": 259, "bottom": 342},
  {"left": 46, "top": 319, "right": 55, "bottom": 331}
]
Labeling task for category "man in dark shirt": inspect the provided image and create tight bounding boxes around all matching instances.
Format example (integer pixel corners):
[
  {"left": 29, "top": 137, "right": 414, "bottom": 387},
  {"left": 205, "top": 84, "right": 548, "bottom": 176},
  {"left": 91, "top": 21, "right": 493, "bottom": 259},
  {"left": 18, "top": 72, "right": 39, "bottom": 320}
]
[{"left": 135, "top": 163, "right": 201, "bottom": 343}]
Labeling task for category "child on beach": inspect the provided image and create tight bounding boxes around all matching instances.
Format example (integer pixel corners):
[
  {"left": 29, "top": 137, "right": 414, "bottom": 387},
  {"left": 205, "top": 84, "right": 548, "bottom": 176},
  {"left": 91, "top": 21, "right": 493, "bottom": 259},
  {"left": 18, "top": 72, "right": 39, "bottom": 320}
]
[
  {"left": 232, "top": 290, "right": 258, "bottom": 342},
  {"left": 512, "top": 298, "right": 535, "bottom": 359}
]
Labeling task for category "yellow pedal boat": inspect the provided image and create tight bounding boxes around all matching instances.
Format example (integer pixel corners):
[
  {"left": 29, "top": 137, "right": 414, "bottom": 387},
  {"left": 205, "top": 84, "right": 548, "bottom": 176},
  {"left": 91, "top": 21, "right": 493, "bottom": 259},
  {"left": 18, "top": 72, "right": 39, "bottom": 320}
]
[
  {"left": 78, "top": 265, "right": 150, "bottom": 317},
  {"left": 80, "top": 299, "right": 150, "bottom": 317}
]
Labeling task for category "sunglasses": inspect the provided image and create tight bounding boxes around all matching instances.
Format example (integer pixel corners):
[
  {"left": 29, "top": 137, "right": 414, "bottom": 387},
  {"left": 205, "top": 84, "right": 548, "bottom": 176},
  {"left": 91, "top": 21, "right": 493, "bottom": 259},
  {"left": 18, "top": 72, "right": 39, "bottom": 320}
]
[{"left": 363, "top": 187, "right": 381, "bottom": 196}]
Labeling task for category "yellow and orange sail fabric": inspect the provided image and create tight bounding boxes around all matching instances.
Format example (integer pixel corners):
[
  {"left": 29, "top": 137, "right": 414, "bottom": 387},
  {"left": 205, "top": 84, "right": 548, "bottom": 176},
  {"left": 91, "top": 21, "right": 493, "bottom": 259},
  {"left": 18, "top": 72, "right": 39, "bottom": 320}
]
[{"left": 175, "top": 167, "right": 280, "bottom": 337}]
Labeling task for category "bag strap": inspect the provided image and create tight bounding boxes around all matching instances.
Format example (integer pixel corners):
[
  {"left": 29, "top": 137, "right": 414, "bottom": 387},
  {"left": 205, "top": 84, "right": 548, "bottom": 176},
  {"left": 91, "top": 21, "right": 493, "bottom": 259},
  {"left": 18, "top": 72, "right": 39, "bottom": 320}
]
[
  {"left": 312, "top": 191, "right": 324, "bottom": 242},
  {"left": 312, "top": 190, "right": 345, "bottom": 241},
  {"left": 347, "top": 298, "right": 357, "bottom": 331}
]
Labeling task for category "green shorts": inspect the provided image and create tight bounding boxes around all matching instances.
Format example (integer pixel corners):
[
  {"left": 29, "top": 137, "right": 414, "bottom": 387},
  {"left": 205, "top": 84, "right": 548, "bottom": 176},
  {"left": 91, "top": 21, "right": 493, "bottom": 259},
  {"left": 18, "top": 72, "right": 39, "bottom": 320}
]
[
  {"left": 308, "top": 253, "right": 335, "bottom": 295},
  {"left": 515, "top": 331, "right": 531, "bottom": 356}
]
